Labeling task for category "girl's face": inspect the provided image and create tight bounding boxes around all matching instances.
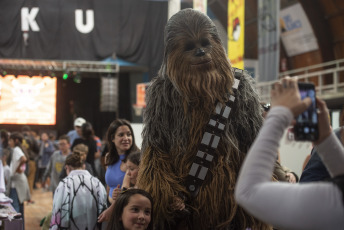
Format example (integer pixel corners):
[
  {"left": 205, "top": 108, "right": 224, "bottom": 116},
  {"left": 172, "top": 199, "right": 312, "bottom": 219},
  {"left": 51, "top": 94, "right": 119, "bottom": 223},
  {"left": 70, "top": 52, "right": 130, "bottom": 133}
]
[
  {"left": 8, "top": 139, "right": 15, "bottom": 148},
  {"left": 112, "top": 125, "right": 133, "bottom": 155},
  {"left": 127, "top": 160, "right": 139, "bottom": 185},
  {"left": 121, "top": 194, "right": 151, "bottom": 230}
]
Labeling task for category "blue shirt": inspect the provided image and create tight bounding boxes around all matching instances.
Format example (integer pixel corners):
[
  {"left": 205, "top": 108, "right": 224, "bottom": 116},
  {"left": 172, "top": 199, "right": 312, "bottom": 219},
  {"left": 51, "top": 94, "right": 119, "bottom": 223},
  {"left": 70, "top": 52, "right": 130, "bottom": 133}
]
[
  {"left": 67, "top": 130, "right": 80, "bottom": 147},
  {"left": 105, "top": 154, "right": 126, "bottom": 198}
]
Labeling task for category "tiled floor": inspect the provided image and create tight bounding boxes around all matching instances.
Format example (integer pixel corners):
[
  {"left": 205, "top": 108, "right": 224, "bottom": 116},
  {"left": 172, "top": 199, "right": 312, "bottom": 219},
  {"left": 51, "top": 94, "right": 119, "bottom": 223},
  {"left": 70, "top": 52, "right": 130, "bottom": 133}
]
[{"left": 24, "top": 188, "right": 53, "bottom": 230}]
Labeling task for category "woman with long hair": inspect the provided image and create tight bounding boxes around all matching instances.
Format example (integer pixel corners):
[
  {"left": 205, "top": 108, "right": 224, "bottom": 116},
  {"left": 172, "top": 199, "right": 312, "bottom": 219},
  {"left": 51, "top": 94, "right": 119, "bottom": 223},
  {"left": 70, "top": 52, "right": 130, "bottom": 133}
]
[{"left": 104, "top": 119, "right": 139, "bottom": 204}]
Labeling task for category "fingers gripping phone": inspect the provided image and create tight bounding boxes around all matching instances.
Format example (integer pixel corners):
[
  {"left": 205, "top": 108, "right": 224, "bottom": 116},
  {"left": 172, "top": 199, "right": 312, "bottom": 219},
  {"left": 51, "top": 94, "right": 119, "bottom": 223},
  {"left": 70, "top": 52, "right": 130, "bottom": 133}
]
[{"left": 294, "top": 82, "right": 319, "bottom": 141}]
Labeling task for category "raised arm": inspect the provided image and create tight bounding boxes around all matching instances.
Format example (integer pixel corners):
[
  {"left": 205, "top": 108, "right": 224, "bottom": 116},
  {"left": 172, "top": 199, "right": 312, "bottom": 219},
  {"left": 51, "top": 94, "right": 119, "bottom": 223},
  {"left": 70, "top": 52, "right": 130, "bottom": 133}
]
[{"left": 235, "top": 77, "right": 344, "bottom": 229}]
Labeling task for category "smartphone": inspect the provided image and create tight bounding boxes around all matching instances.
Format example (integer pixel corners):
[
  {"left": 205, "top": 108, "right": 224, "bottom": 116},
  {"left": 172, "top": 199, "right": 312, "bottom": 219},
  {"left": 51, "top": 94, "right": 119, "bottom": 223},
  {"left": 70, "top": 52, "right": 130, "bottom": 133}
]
[{"left": 294, "top": 82, "right": 319, "bottom": 141}]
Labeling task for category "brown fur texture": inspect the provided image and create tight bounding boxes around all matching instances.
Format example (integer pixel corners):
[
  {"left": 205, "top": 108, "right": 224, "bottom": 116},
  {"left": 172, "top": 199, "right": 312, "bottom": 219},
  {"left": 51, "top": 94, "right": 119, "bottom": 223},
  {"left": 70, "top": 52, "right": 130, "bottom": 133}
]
[{"left": 137, "top": 9, "right": 271, "bottom": 230}]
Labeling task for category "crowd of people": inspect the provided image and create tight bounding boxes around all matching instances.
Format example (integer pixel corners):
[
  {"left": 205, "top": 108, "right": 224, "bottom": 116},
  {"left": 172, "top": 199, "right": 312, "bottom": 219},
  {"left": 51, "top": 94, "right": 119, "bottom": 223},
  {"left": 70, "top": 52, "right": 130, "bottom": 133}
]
[
  {"left": 0, "top": 8, "right": 344, "bottom": 229},
  {"left": 0, "top": 77, "right": 342, "bottom": 230}
]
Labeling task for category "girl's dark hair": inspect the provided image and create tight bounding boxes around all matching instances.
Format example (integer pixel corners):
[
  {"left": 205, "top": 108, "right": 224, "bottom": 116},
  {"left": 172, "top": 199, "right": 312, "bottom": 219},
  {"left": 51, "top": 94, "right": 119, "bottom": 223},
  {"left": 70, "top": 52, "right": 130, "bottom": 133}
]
[
  {"left": 81, "top": 122, "right": 94, "bottom": 141},
  {"left": 0, "top": 130, "right": 9, "bottom": 148},
  {"left": 9, "top": 132, "right": 23, "bottom": 147},
  {"left": 107, "top": 189, "right": 153, "bottom": 230},
  {"left": 105, "top": 119, "right": 139, "bottom": 166},
  {"left": 127, "top": 151, "right": 141, "bottom": 166},
  {"left": 65, "top": 151, "right": 83, "bottom": 169}
]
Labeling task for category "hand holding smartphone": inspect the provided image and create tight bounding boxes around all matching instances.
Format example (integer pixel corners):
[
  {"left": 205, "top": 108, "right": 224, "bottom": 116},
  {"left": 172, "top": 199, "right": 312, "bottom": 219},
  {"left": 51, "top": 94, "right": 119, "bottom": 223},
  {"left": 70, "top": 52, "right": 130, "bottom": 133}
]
[{"left": 294, "top": 82, "right": 319, "bottom": 141}]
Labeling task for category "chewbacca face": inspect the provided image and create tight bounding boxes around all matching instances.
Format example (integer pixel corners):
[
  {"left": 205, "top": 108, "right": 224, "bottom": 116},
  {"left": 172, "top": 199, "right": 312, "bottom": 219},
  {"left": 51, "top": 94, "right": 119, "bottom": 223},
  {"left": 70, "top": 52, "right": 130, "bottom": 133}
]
[{"left": 164, "top": 9, "right": 234, "bottom": 107}]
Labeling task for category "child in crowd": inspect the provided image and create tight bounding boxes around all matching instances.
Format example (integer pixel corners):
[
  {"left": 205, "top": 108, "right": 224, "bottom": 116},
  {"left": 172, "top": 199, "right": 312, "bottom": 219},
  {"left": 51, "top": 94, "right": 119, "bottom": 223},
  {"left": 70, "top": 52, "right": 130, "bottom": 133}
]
[
  {"left": 121, "top": 151, "right": 140, "bottom": 189},
  {"left": 50, "top": 151, "right": 107, "bottom": 230},
  {"left": 59, "top": 143, "right": 95, "bottom": 180},
  {"left": 98, "top": 151, "right": 141, "bottom": 223},
  {"left": 42, "top": 135, "right": 71, "bottom": 196},
  {"left": 106, "top": 188, "right": 153, "bottom": 230}
]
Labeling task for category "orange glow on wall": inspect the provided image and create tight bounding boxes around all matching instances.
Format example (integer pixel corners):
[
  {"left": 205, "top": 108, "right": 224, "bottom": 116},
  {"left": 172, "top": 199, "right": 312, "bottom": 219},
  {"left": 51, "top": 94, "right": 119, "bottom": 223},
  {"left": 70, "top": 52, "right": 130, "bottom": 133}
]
[{"left": 0, "top": 75, "right": 57, "bottom": 125}]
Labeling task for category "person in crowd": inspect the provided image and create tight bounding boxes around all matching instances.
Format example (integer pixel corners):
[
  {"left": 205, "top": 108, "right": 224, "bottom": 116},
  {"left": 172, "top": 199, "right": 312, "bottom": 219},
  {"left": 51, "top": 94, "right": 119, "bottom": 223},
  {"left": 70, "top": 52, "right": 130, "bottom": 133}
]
[
  {"left": 261, "top": 102, "right": 299, "bottom": 183},
  {"left": 235, "top": 77, "right": 344, "bottom": 229},
  {"left": 59, "top": 143, "right": 95, "bottom": 181},
  {"left": 122, "top": 151, "right": 140, "bottom": 188},
  {"left": 21, "top": 126, "right": 39, "bottom": 201},
  {"left": 93, "top": 134, "right": 103, "bottom": 181},
  {"left": 67, "top": 117, "right": 86, "bottom": 146},
  {"left": 8, "top": 132, "right": 31, "bottom": 219},
  {"left": 106, "top": 188, "right": 153, "bottom": 230},
  {"left": 49, "top": 133, "right": 59, "bottom": 150},
  {"left": 0, "top": 130, "right": 11, "bottom": 165},
  {"left": 42, "top": 135, "right": 71, "bottom": 196},
  {"left": 71, "top": 122, "right": 99, "bottom": 176},
  {"left": 50, "top": 151, "right": 107, "bottom": 230},
  {"left": 98, "top": 151, "right": 141, "bottom": 223},
  {"left": 2, "top": 149, "right": 11, "bottom": 187},
  {"left": 37, "top": 132, "right": 56, "bottom": 187},
  {"left": 73, "top": 143, "right": 94, "bottom": 175},
  {"left": 104, "top": 119, "right": 139, "bottom": 204},
  {"left": 300, "top": 105, "right": 344, "bottom": 182}
]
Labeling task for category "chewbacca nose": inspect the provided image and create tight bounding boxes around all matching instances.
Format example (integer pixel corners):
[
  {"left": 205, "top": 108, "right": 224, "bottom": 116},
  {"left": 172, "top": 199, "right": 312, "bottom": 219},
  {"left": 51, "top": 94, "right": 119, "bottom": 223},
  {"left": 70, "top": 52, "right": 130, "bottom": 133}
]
[{"left": 195, "top": 48, "right": 205, "bottom": 57}]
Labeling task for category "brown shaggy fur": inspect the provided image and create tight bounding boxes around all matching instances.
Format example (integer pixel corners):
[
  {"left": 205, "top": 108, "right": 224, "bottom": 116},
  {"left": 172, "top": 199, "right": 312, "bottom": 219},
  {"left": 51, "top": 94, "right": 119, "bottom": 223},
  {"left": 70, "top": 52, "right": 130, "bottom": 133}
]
[{"left": 137, "top": 9, "right": 271, "bottom": 230}]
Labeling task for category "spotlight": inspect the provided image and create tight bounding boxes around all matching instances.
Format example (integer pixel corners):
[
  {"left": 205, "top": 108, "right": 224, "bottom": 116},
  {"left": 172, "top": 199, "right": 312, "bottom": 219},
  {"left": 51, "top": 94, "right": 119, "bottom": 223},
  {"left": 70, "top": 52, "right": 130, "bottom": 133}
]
[{"left": 63, "top": 73, "right": 68, "bottom": 80}]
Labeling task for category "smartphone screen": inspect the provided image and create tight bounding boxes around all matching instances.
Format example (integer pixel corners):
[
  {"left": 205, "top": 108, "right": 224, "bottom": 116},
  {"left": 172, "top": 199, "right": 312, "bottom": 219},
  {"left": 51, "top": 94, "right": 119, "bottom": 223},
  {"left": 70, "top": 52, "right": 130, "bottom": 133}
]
[{"left": 294, "top": 83, "right": 319, "bottom": 141}]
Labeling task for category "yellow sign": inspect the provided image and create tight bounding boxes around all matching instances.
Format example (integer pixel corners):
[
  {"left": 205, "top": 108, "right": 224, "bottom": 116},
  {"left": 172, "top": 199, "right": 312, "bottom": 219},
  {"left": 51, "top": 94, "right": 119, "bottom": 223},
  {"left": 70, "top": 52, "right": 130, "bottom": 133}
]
[{"left": 228, "top": 0, "right": 245, "bottom": 69}]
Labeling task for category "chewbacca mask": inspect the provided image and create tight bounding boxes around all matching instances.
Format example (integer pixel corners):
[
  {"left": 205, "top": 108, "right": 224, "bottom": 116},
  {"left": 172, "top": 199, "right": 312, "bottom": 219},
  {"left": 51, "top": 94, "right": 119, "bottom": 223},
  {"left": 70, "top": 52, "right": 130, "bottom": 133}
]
[{"left": 137, "top": 9, "right": 271, "bottom": 230}]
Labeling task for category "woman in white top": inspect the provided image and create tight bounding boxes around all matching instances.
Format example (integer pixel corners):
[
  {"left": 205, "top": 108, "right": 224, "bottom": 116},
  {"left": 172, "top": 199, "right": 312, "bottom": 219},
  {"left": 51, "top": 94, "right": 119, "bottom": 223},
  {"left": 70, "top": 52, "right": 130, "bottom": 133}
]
[
  {"left": 235, "top": 77, "right": 344, "bottom": 230},
  {"left": 8, "top": 132, "right": 31, "bottom": 219}
]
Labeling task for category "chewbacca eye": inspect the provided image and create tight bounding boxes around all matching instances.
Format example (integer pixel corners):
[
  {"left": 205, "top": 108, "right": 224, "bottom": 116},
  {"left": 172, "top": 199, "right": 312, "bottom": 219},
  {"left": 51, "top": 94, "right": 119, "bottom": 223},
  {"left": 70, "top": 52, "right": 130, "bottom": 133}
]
[
  {"left": 185, "top": 42, "right": 195, "bottom": 51},
  {"left": 201, "top": 39, "right": 210, "bottom": 47}
]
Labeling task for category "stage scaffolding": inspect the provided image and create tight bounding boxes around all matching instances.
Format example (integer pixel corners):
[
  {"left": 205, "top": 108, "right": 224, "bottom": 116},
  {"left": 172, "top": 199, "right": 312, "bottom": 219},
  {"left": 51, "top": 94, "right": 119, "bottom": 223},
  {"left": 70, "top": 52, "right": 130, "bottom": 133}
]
[{"left": 0, "top": 59, "right": 120, "bottom": 76}]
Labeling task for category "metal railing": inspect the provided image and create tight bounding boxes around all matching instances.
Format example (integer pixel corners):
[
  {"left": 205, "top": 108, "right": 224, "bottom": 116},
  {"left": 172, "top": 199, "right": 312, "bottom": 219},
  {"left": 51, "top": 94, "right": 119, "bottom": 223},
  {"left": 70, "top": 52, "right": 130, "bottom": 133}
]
[{"left": 256, "top": 59, "right": 344, "bottom": 103}]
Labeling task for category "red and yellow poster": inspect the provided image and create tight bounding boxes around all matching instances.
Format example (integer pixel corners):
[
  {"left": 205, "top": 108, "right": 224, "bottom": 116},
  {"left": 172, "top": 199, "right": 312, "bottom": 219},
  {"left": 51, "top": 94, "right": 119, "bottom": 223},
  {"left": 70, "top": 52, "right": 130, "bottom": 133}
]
[
  {"left": 228, "top": 0, "right": 245, "bottom": 69},
  {"left": 0, "top": 75, "right": 56, "bottom": 125}
]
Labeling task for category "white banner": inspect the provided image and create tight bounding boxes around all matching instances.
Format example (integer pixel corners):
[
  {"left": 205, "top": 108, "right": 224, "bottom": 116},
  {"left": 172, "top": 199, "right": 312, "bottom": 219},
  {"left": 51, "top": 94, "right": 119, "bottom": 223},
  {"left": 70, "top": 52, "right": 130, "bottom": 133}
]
[
  {"left": 258, "top": 0, "right": 280, "bottom": 82},
  {"left": 280, "top": 3, "right": 319, "bottom": 57}
]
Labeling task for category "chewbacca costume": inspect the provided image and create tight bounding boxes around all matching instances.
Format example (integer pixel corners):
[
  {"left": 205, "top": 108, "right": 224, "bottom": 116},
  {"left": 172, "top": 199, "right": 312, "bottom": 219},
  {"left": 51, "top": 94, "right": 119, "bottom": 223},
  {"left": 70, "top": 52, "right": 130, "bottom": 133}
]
[{"left": 137, "top": 9, "right": 271, "bottom": 230}]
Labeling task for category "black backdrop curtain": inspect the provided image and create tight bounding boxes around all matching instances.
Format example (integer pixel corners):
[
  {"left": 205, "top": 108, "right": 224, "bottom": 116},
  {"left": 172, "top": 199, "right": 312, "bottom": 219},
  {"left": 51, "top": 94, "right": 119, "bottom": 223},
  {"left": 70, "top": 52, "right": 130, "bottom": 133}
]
[{"left": 0, "top": 0, "right": 167, "bottom": 78}]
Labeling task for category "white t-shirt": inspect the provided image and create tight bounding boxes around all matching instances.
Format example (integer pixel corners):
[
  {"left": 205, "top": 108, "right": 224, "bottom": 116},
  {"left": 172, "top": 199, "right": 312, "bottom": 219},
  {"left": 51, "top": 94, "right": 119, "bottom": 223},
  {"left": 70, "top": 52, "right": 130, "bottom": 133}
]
[{"left": 10, "top": 146, "right": 25, "bottom": 188}]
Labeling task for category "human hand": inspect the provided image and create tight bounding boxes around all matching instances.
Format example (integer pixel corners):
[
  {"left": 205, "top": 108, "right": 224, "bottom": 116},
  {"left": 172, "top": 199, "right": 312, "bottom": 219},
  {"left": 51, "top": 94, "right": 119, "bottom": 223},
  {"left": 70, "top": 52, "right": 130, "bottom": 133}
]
[
  {"left": 313, "top": 97, "right": 332, "bottom": 145},
  {"left": 98, "top": 206, "right": 113, "bottom": 222},
  {"left": 112, "top": 184, "right": 121, "bottom": 201},
  {"left": 270, "top": 77, "right": 312, "bottom": 117},
  {"left": 171, "top": 196, "right": 185, "bottom": 211},
  {"left": 286, "top": 172, "right": 296, "bottom": 183}
]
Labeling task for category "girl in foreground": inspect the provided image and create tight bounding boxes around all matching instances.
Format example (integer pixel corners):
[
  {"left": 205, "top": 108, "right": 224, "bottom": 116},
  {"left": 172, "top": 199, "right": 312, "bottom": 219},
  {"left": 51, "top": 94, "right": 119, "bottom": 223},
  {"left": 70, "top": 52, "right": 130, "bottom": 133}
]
[
  {"left": 235, "top": 77, "right": 344, "bottom": 229},
  {"left": 106, "top": 188, "right": 153, "bottom": 230}
]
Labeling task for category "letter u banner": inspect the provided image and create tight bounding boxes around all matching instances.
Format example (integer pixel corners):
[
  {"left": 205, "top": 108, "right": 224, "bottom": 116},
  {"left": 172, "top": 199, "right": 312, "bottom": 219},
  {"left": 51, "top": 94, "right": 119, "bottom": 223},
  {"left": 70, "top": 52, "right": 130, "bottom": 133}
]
[{"left": 228, "top": 0, "right": 245, "bottom": 69}]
